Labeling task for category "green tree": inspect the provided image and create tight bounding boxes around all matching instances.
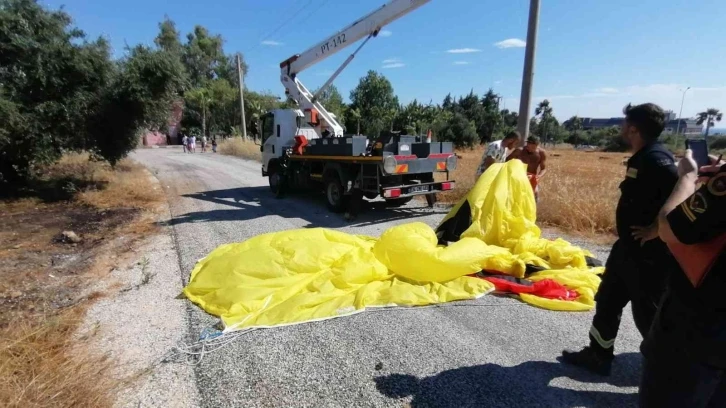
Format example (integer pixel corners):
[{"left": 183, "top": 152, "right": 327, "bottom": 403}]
[
  {"left": 183, "top": 25, "right": 226, "bottom": 87},
  {"left": 155, "top": 16, "right": 183, "bottom": 57},
  {"left": 347, "top": 107, "right": 361, "bottom": 135},
  {"left": 1, "top": 0, "right": 111, "bottom": 186},
  {"left": 535, "top": 99, "right": 555, "bottom": 144},
  {"left": 314, "top": 84, "right": 346, "bottom": 126},
  {"left": 91, "top": 45, "right": 187, "bottom": 164},
  {"left": 564, "top": 115, "right": 585, "bottom": 146},
  {"left": 477, "top": 89, "right": 503, "bottom": 143},
  {"left": 436, "top": 113, "right": 478, "bottom": 148},
  {"left": 697, "top": 108, "right": 723, "bottom": 137},
  {"left": 348, "top": 70, "right": 399, "bottom": 138}
]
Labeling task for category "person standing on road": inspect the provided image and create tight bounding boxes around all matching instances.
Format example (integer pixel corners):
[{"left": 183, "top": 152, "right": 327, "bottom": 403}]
[
  {"left": 182, "top": 134, "right": 188, "bottom": 153},
  {"left": 516, "top": 135, "right": 548, "bottom": 200},
  {"left": 561, "top": 103, "right": 679, "bottom": 376},
  {"left": 639, "top": 151, "right": 726, "bottom": 407},
  {"left": 212, "top": 138, "right": 217, "bottom": 153},
  {"left": 201, "top": 135, "right": 207, "bottom": 153},
  {"left": 189, "top": 134, "right": 196, "bottom": 153},
  {"left": 475, "top": 130, "right": 521, "bottom": 177}
]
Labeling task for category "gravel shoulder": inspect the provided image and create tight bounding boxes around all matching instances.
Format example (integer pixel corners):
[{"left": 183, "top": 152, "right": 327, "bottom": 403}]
[
  {"left": 125, "top": 148, "right": 639, "bottom": 408},
  {"left": 78, "top": 169, "right": 199, "bottom": 408}
]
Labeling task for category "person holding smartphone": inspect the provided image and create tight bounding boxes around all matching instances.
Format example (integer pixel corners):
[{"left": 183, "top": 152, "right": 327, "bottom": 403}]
[{"left": 639, "top": 151, "right": 726, "bottom": 407}]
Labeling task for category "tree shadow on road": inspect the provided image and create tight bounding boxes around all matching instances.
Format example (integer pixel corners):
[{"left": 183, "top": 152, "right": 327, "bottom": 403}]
[
  {"left": 375, "top": 353, "right": 641, "bottom": 408},
  {"left": 165, "top": 187, "right": 448, "bottom": 229}
]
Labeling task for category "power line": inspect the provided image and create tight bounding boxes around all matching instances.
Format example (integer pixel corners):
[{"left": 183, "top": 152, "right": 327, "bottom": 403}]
[{"left": 246, "top": 0, "right": 313, "bottom": 54}]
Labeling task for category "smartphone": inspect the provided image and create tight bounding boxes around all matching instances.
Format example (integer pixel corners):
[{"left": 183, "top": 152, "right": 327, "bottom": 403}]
[{"left": 686, "top": 138, "right": 710, "bottom": 168}]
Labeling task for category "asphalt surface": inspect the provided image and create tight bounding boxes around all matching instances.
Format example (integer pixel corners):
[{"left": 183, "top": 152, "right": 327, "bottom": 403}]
[{"left": 133, "top": 148, "right": 641, "bottom": 408}]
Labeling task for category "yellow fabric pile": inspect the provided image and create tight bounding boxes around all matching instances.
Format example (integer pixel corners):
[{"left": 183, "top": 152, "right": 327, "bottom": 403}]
[{"left": 183, "top": 160, "right": 604, "bottom": 332}]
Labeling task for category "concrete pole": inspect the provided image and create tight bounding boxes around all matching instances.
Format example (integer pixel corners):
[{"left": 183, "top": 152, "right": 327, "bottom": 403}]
[
  {"left": 237, "top": 53, "right": 248, "bottom": 140},
  {"left": 674, "top": 86, "right": 690, "bottom": 148},
  {"left": 516, "top": 0, "right": 541, "bottom": 139}
]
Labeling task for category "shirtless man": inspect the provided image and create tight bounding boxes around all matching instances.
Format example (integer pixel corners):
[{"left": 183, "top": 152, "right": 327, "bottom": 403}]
[{"left": 515, "top": 136, "right": 547, "bottom": 200}]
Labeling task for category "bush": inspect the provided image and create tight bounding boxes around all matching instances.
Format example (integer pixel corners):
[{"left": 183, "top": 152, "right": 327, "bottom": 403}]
[
  {"left": 709, "top": 137, "right": 726, "bottom": 151},
  {"left": 436, "top": 113, "right": 478, "bottom": 148}
]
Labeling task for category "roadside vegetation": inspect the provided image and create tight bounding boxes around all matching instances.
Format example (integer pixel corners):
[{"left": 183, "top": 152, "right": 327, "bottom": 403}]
[
  {"left": 217, "top": 137, "right": 262, "bottom": 162},
  {"left": 0, "top": 1, "right": 179, "bottom": 405},
  {"left": 0, "top": 153, "right": 164, "bottom": 408}
]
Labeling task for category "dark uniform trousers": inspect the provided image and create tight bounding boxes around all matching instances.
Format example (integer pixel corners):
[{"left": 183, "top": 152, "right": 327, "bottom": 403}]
[
  {"left": 640, "top": 293, "right": 726, "bottom": 408},
  {"left": 588, "top": 240, "right": 667, "bottom": 354}
]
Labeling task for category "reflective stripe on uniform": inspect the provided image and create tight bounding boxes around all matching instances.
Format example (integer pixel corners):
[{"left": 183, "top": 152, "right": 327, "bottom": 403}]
[{"left": 590, "top": 325, "right": 615, "bottom": 349}]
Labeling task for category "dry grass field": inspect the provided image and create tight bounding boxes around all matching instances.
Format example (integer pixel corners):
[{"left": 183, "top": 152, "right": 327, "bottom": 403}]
[
  {"left": 439, "top": 146, "right": 627, "bottom": 236},
  {"left": 218, "top": 137, "right": 262, "bottom": 162},
  {"left": 0, "top": 154, "right": 164, "bottom": 408}
]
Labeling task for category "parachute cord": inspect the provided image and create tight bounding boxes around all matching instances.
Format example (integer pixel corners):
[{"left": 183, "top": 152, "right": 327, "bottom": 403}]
[{"left": 162, "top": 302, "right": 527, "bottom": 366}]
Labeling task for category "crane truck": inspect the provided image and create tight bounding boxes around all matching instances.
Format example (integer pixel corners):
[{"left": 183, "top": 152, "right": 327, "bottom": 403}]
[{"left": 260, "top": 0, "right": 457, "bottom": 213}]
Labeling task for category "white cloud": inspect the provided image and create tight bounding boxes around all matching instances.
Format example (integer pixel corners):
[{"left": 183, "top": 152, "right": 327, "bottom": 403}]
[
  {"left": 594, "top": 87, "right": 619, "bottom": 94},
  {"left": 378, "top": 30, "right": 392, "bottom": 37},
  {"left": 494, "top": 80, "right": 503, "bottom": 85},
  {"left": 382, "top": 62, "right": 405, "bottom": 69},
  {"left": 382, "top": 58, "right": 401, "bottom": 64},
  {"left": 494, "top": 38, "right": 526, "bottom": 49},
  {"left": 261, "top": 40, "right": 283, "bottom": 46},
  {"left": 446, "top": 48, "right": 481, "bottom": 54},
  {"left": 453, "top": 61, "right": 470, "bottom": 65}
]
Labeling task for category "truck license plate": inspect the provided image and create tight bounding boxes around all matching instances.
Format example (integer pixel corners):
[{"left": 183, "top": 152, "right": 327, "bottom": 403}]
[{"left": 409, "top": 185, "right": 430, "bottom": 193}]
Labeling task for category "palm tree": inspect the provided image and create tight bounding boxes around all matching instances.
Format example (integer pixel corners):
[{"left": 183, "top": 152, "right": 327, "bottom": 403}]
[
  {"left": 696, "top": 108, "right": 723, "bottom": 137},
  {"left": 535, "top": 99, "right": 553, "bottom": 145},
  {"left": 245, "top": 100, "right": 264, "bottom": 140},
  {"left": 349, "top": 108, "right": 361, "bottom": 135}
]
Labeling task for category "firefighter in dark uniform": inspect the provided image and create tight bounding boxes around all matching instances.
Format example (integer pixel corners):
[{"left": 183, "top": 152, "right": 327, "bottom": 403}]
[
  {"left": 561, "top": 103, "right": 679, "bottom": 375},
  {"left": 639, "top": 150, "right": 726, "bottom": 407}
]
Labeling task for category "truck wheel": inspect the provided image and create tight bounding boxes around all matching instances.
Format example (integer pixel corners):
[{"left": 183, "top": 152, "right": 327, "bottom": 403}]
[
  {"left": 325, "top": 177, "right": 348, "bottom": 213},
  {"left": 268, "top": 166, "right": 284, "bottom": 198},
  {"left": 385, "top": 196, "right": 414, "bottom": 207},
  {"left": 364, "top": 193, "right": 379, "bottom": 200},
  {"left": 425, "top": 193, "right": 437, "bottom": 208}
]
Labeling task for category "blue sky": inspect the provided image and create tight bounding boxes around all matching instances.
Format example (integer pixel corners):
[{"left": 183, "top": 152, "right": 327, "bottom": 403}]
[{"left": 46, "top": 0, "right": 725, "bottom": 121}]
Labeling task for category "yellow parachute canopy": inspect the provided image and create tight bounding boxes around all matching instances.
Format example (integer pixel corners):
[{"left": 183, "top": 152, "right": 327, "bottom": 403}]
[{"left": 183, "top": 160, "right": 603, "bottom": 332}]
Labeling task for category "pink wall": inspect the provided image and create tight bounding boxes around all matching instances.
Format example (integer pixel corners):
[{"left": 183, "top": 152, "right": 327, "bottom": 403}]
[
  {"left": 141, "top": 131, "right": 168, "bottom": 146},
  {"left": 139, "top": 99, "right": 185, "bottom": 146}
]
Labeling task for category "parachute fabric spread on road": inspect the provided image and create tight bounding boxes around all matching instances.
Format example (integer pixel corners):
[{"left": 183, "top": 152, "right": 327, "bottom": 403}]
[{"left": 182, "top": 160, "right": 603, "bottom": 332}]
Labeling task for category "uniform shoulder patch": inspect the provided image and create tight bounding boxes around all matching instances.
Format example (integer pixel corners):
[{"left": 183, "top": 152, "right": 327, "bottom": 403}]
[
  {"left": 626, "top": 167, "right": 638, "bottom": 179},
  {"left": 707, "top": 173, "right": 726, "bottom": 197},
  {"left": 689, "top": 192, "right": 708, "bottom": 214}
]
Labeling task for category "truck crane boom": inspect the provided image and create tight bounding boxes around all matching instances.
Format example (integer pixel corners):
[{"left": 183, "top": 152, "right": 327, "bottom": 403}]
[{"left": 279, "top": 0, "right": 431, "bottom": 138}]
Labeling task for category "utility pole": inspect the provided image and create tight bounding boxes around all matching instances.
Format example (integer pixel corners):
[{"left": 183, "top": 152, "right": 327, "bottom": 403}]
[
  {"left": 516, "top": 0, "right": 541, "bottom": 139},
  {"left": 674, "top": 86, "right": 690, "bottom": 148},
  {"left": 236, "top": 53, "right": 248, "bottom": 140}
]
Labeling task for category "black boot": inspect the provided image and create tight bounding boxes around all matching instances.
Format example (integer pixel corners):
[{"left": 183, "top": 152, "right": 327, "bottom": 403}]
[{"left": 561, "top": 346, "right": 614, "bottom": 376}]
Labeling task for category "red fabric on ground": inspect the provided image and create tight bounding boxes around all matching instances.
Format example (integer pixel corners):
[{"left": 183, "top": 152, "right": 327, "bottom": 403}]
[{"left": 483, "top": 276, "right": 579, "bottom": 301}]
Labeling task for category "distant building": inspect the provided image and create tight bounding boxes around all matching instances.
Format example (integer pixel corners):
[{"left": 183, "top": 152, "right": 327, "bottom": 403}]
[{"left": 564, "top": 116, "right": 702, "bottom": 136}]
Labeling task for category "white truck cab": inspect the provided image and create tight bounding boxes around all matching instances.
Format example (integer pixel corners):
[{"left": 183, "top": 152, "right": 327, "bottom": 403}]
[{"left": 261, "top": 108, "right": 340, "bottom": 175}]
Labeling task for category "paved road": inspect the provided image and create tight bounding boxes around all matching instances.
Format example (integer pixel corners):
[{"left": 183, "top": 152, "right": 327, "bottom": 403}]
[{"left": 133, "top": 148, "right": 641, "bottom": 408}]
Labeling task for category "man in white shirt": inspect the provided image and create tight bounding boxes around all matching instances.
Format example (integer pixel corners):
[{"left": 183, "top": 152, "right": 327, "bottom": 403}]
[{"left": 475, "top": 130, "right": 522, "bottom": 177}]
